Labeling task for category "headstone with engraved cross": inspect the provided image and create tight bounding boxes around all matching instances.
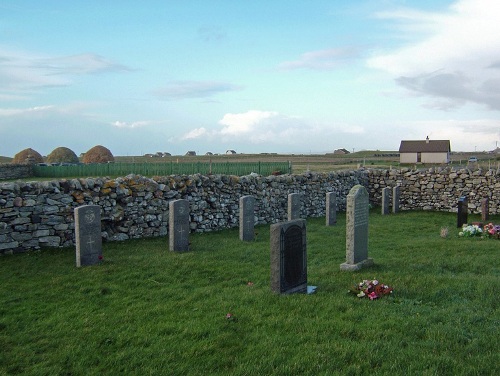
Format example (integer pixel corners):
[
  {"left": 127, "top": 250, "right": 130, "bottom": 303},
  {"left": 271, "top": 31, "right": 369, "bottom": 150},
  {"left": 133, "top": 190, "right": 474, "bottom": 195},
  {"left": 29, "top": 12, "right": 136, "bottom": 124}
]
[
  {"left": 169, "top": 199, "right": 190, "bottom": 252},
  {"left": 271, "top": 219, "right": 307, "bottom": 294},
  {"left": 340, "top": 185, "right": 374, "bottom": 271},
  {"left": 75, "top": 205, "right": 102, "bottom": 267},
  {"left": 239, "top": 195, "right": 255, "bottom": 241}
]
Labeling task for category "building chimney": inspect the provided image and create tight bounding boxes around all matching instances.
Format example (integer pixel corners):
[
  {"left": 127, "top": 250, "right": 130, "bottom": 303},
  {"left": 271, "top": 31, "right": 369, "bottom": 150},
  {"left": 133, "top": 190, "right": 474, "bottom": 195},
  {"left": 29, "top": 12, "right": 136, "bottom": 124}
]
[{"left": 426, "top": 136, "right": 429, "bottom": 143}]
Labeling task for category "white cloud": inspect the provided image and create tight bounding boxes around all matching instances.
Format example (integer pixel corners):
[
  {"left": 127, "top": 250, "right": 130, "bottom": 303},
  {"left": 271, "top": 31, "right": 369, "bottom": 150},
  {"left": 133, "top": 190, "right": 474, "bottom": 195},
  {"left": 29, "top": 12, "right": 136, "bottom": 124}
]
[
  {"left": 218, "top": 110, "right": 279, "bottom": 136},
  {"left": 181, "top": 127, "right": 209, "bottom": 140},
  {"left": 367, "top": 0, "right": 500, "bottom": 111},
  {"left": 152, "top": 80, "right": 243, "bottom": 100},
  {"left": 111, "top": 120, "right": 150, "bottom": 129},
  {"left": 279, "top": 48, "right": 359, "bottom": 71},
  {"left": 0, "top": 105, "right": 55, "bottom": 117}
]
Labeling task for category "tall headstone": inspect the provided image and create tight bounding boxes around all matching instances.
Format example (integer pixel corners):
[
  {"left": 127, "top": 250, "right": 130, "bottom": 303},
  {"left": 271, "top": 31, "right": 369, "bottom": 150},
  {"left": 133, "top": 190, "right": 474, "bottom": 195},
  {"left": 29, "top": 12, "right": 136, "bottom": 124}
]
[
  {"left": 75, "top": 205, "right": 102, "bottom": 267},
  {"left": 169, "top": 199, "right": 190, "bottom": 251},
  {"left": 457, "top": 196, "right": 468, "bottom": 228},
  {"left": 481, "top": 198, "right": 489, "bottom": 222},
  {"left": 287, "top": 193, "right": 301, "bottom": 221},
  {"left": 325, "top": 192, "right": 337, "bottom": 226},
  {"left": 239, "top": 195, "right": 255, "bottom": 241},
  {"left": 392, "top": 186, "right": 401, "bottom": 213},
  {"left": 381, "top": 187, "right": 390, "bottom": 215},
  {"left": 340, "top": 185, "right": 373, "bottom": 271},
  {"left": 270, "top": 219, "right": 307, "bottom": 294}
]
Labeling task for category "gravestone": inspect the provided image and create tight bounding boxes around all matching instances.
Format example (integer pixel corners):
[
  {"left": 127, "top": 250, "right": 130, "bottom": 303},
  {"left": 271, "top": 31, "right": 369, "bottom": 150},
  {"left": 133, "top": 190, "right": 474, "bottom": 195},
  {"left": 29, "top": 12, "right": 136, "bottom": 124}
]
[
  {"left": 169, "top": 199, "right": 190, "bottom": 251},
  {"left": 75, "top": 205, "right": 102, "bottom": 267},
  {"left": 270, "top": 219, "right": 307, "bottom": 294},
  {"left": 239, "top": 195, "right": 255, "bottom": 241},
  {"left": 481, "top": 198, "right": 489, "bottom": 222},
  {"left": 381, "top": 187, "right": 390, "bottom": 215},
  {"left": 326, "top": 192, "right": 337, "bottom": 226},
  {"left": 340, "top": 185, "right": 373, "bottom": 271},
  {"left": 287, "top": 193, "right": 301, "bottom": 221},
  {"left": 457, "top": 196, "right": 468, "bottom": 228},
  {"left": 392, "top": 186, "right": 401, "bottom": 213}
]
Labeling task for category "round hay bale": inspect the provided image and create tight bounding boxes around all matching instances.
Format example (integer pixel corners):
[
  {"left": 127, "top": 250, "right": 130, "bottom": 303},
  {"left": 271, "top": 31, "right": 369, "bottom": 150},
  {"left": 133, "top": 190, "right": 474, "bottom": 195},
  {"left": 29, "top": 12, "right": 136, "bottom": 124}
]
[
  {"left": 46, "top": 147, "right": 79, "bottom": 164},
  {"left": 82, "top": 145, "right": 115, "bottom": 164},
  {"left": 12, "top": 148, "right": 44, "bottom": 164}
]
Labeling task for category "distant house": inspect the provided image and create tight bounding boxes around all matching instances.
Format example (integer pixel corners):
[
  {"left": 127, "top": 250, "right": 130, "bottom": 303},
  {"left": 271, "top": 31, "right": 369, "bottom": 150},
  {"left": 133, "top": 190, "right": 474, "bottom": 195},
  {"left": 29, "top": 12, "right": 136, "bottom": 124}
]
[
  {"left": 399, "top": 137, "right": 450, "bottom": 164},
  {"left": 226, "top": 150, "right": 236, "bottom": 155},
  {"left": 205, "top": 152, "right": 214, "bottom": 156},
  {"left": 185, "top": 151, "right": 197, "bottom": 156}
]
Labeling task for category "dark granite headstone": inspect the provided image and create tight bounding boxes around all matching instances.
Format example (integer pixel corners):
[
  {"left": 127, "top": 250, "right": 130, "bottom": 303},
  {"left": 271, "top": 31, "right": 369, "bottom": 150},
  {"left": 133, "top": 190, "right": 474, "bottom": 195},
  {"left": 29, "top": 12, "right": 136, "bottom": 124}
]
[
  {"left": 340, "top": 185, "right": 373, "bottom": 271},
  {"left": 326, "top": 192, "right": 337, "bottom": 226},
  {"left": 481, "top": 198, "right": 489, "bottom": 222},
  {"left": 74, "top": 205, "right": 102, "bottom": 267},
  {"left": 457, "top": 196, "right": 468, "bottom": 228},
  {"left": 169, "top": 199, "right": 190, "bottom": 251},
  {"left": 270, "top": 219, "right": 307, "bottom": 294},
  {"left": 239, "top": 195, "right": 255, "bottom": 241},
  {"left": 287, "top": 193, "right": 301, "bottom": 221}
]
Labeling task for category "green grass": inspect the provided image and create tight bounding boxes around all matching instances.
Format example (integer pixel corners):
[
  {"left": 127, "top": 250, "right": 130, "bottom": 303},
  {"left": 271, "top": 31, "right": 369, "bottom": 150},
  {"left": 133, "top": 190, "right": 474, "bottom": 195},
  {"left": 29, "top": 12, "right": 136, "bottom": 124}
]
[{"left": 1, "top": 211, "right": 498, "bottom": 375}]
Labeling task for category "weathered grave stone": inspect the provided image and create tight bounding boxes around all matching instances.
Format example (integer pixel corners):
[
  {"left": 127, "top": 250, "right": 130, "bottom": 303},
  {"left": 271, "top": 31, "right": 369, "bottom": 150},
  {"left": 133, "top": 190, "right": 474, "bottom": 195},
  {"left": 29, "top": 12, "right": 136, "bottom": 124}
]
[
  {"left": 326, "top": 192, "right": 337, "bottom": 226},
  {"left": 381, "top": 187, "right": 390, "bottom": 215},
  {"left": 270, "top": 219, "right": 307, "bottom": 294},
  {"left": 481, "top": 198, "right": 489, "bottom": 222},
  {"left": 287, "top": 193, "right": 301, "bottom": 221},
  {"left": 340, "top": 185, "right": 373, "bottom": 271},
  {"left": 457, "top": 196, "right": 468, "bottom": 228},
  {"left": 392, "top": 186, "right": 400, "bottom": 213},
  {"left": 169, "top": 199, "right": 190, "bottom": 251},
  {"left": 75, "top": 205, "right": 102, "bottom": 267},
  {"left": 239, "top": 195, "right": 255, "bottom": 241}
]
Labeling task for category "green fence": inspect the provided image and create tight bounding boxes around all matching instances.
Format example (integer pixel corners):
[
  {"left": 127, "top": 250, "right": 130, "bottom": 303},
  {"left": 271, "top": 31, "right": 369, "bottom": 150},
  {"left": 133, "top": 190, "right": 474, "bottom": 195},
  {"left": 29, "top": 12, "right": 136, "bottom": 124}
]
[{"left": 32, "top": 161, "right": 291, "bottom": 179}]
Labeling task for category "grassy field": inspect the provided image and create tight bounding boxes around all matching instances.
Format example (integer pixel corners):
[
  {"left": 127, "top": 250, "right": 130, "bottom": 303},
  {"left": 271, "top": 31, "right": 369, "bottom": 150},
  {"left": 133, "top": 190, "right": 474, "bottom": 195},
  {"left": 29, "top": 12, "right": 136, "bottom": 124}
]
[{"left": 1, "top": 211, "right": 498, "bottom": 375}]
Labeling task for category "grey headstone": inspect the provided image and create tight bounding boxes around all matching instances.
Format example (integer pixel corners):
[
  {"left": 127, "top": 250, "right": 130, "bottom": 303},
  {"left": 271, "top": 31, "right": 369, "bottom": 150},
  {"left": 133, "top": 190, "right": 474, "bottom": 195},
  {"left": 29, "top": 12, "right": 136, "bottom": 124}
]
[
  {"left": 169, "top": 199, "right": 190, "bottom": 251},
  {"left": 287, "top": 193, "right": 301, "bottom": 221},
  {"left": 270, "top": 219, "right": 307, "bottom": 294},
  {"left": 481, "top": 198, "right": 489, "bottom": 222},
  {"left": 381, "top": 187, "right": 390, "bottom": 215},
  {"left": 392, "top": 186, "right": 401, "bottom": 213},
  {"left": 326, "top": 192, "right": 337, "bottom": 226},
  {"left": 457, "top": 196, "right": 468, "bottom": 228},
  {"left": 340, "top": 185, "right": 373, "bottom": 271},
  {"left": 239, "top": 195, "right": 255, "bottom": 241},
  {"left": 75, "top": 205, "right": 102, "bottom": 267}
]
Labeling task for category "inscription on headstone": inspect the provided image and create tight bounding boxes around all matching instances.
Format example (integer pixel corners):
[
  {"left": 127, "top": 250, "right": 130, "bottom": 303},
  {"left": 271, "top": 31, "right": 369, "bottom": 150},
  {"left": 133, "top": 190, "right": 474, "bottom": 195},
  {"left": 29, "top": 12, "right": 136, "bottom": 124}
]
[
  {"left": 340, "top": 185, "right": 373, "bottom": 271},
  {"left": 326, "top": 192, "right": 337, "bottom": 226},
  {"left": 239, "top": 195, "right": 255, "bottom": 241},
  {"left": 481, "top": 198, "right": 489, "bottom": 222},
  {"left": 287, "top": 193, "right": 301, "bottom": 221},
  {"left": 457, "top": 196, "right": 468, "bottom": 228},
  {"left": 270, "top": 219, "right": 307, "bottom": 294},
  {"left": 75, "top": 205, "right": 102, "bottom": 267},
  {"left": 392, "top": 186, "right": 401, "bottom": 213},
  {"left": 381, "top": 187, "right": 390, "bottom": 215},
  {"left": 169, "top": 199, "right": 190, "bottom": 251}
]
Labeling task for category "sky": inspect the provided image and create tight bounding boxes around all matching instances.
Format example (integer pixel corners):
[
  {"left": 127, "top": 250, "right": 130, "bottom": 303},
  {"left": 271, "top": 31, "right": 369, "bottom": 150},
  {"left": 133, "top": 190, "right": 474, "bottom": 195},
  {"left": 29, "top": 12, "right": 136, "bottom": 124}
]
[{"left": 1, "top": 0, "right": 500, "bottom": 158}]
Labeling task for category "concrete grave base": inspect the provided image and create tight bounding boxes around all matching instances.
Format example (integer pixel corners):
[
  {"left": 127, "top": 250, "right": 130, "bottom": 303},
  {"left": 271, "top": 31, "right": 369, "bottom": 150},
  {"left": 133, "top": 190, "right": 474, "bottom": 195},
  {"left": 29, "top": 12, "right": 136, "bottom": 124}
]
[{"left": 340, "top": 258, "right": 374, "bottom": 271}]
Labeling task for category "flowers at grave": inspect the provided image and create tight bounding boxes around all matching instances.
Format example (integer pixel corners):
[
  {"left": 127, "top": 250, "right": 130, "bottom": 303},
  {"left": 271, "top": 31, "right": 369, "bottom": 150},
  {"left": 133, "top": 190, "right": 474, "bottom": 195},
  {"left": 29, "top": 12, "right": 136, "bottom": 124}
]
[
  {"left": 225, "top": 312, "right": 237, "bottom": 322},
  {"left": 440, "top": 227, "right": 449, "bottom": 238},
  {"left": 349, "top": 279, "right": 393, "bottom": 300},
  {"left": 458, "top": 224, "right": 483, "bottom": 237},
  {"left": 483, "top": 223, "right": 500, "bottom": 238}
]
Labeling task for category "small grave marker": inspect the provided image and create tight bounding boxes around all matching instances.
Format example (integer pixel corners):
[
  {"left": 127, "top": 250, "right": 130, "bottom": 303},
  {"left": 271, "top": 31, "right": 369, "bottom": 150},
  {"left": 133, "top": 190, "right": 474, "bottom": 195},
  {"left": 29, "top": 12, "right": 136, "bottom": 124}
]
[
  {"left": 457, "top": 196, "right": 468, "bottom": 228},
  {"left": 270, "top": 219, "right": 308, "bottom": 294},
  {"left": 326, "top": 192, "right": 337, "bottom": 226},
  {"left": 481, "top": 198, "right": 489, "bottom": 222},
  {"left": 392, "top": 186, "right": 401, "bottom": 213},
  {"left": 381, "top": 187, "right": 390, "bottom": 215},
  {"left": 75, "top": 205, "right": 102, "bottom": 267},
  {"left": 287, "top": 193, "right": 301, "bottom": 221},
  {"left": 340, "top": 185, "right": 373, "bottom": 271},
  {"left": 239, "top": 195, "right": 255, "bottom": 241},
  {"left": 169, "top": 199, "right": 190, "bottom": 251}
]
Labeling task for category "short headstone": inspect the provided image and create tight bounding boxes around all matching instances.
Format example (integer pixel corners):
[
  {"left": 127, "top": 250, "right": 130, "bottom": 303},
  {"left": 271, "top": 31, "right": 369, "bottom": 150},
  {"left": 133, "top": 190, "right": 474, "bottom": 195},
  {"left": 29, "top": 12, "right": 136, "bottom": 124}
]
[
  {"left": 340, "top": 185, "right": 374, "bottom": 271},
  {"left": 169, "top": 199, "right": 190, "bottom": 251},
  {"left": 325, "top": 192, "right": 337, "bottom": 226},
  {"left": 392, "top": 186, "right": 401, "bottom": 213},
  {"left": 270, "top": 219, "right": 308, "bottom": 294},
  {"left": 75, "top": 205, "right": 102, "bottom": 267},
  {"left": 239, "top": 195, "right": 255, "bottom": 241},
  {"left": 481, "top": 198, "right": 489, "bottom": 222},
  {"left": 457, "top": 196, "right": 468, "bottom": 228},
  {"left": 381, "top": 187, "right": 390, "bottom": 215},
  {"left": 287, "top": 193, "right": 301, "bottom": 221}
]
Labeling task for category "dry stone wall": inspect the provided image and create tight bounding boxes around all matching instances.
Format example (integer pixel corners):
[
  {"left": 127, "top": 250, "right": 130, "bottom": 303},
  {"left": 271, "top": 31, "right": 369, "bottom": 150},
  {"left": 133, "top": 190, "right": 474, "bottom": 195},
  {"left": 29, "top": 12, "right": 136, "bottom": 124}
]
[
  {"left": 0, "top": 164, "right": 33, "bottom": 180},
  {"left": 0, "top": 171, "right": 366, "bottom": 254}
]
